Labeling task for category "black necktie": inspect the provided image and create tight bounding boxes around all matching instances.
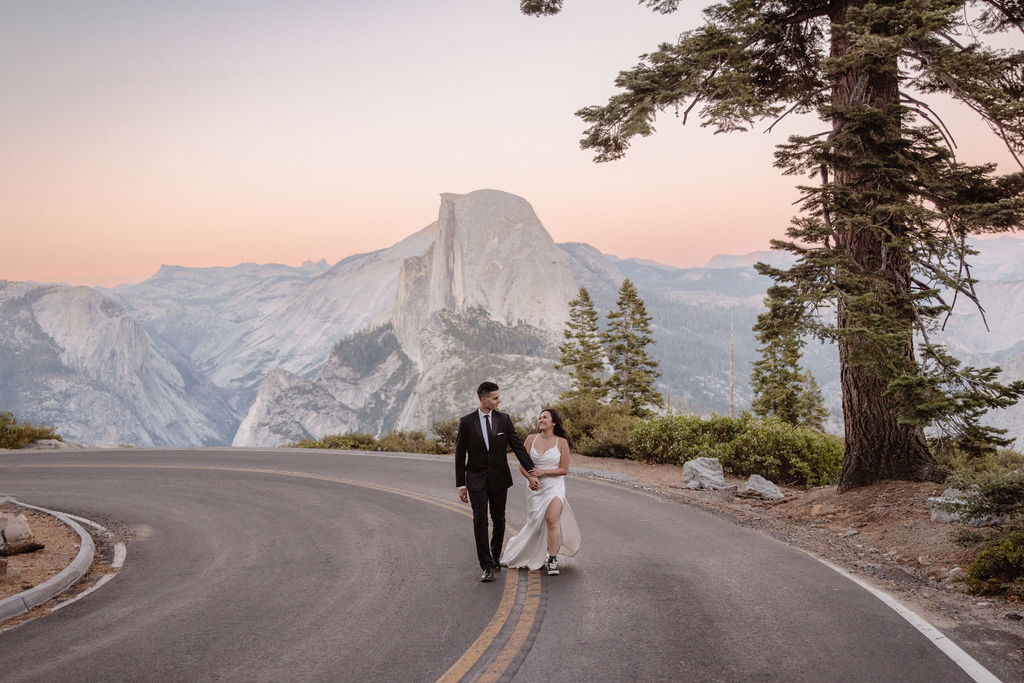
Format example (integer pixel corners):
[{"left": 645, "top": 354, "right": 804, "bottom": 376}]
[{"left": 485, "top": 414, "right": 492, "bottom": 443}]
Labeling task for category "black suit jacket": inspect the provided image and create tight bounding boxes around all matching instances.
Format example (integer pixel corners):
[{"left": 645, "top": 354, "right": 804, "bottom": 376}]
[{"left": 454, "top": 410, "right": 535, "bottom": 491}]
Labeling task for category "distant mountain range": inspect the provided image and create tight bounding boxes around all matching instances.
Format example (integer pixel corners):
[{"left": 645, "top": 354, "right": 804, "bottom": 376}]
[{"left": 2, "top": 190, "right": 1022, "bottom": 448}]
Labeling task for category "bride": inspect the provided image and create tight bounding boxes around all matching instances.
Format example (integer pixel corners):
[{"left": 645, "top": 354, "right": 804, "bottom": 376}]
[{"left": 500, "top": 408, "right": 581, "bottom": 575}]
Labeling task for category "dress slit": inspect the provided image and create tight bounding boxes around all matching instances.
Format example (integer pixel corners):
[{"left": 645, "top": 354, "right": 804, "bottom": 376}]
[{"left": 499, "top": 441, "right": 582, "bottom": 570}]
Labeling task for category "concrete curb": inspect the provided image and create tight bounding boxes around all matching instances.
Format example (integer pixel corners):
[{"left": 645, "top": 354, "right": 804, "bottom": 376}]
[{"left": 0, "top": 498, "right": 96, "bottom": 622}]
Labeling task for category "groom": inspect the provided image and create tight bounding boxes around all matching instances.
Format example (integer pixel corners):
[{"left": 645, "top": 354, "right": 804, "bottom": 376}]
[{"left": 455, "top": 381, "right": 536, "bottom": 582}]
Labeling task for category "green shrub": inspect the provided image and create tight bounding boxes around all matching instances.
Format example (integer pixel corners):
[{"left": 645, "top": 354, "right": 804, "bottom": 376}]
[
  {"left": 965, "top": 530, "right": 1024, "bottom": 596},
  {"left": 932, "top": 439, "right": 1024, "bottom": 477},
  {"left": 431, "top": 418, "right": 459, "bottom": 454},
  {"left": 551, "top": 396, "right": 638, "bottom": 458},
  {"left": 628, "top": 412, "right": 842, "bottom": 487},
  {"left": 291, "top": 432, "right": 377, "bottom": 450},
  {"left": 947, "top": 469, "right": 1024, "bottom": 596},
  {"left": 948, "top": 470, "right": 1024, "bottom": 523},
  {"left": 291, "top": 429, "right": 445, "bottom": 454},
  {"left": 0, "top": 412, "right": 62, "bottom": 449},
  {"left": 628, "top": 413, "right": 768, "bottom": 465},
  {"left": 377, "top": 430, "right": 445, "bottom": 454},
  {"left": 727, "top": 418, "right": 843, "bottom": 487}
]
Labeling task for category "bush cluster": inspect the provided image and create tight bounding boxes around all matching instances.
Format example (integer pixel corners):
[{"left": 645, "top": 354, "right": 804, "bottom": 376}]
[
  {"left": 931, "top": 438, "right": 1024, "bottom": 477},
  {"left": 965, "top": 530, "right": 1024, "bottom": 598},
  {"left": 549, "top": 396, "right": 638, "bottom": 458},
  {"left": 431, "top": 418, "right": 459, "bottom": 454},
  {"left": 628, "top": 411, "right": 842, "bottom": 487},
  {"left": 0, "top": 412, "right": 62, "bottom": 449},
  {"left": 291, "top": 430, "right": 446, "bottom": 455},
  {"left": 947, "top": 467, "right": 1024, "bottom": 597}
]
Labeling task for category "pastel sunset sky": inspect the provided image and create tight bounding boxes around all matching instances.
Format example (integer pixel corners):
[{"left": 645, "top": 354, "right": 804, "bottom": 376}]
[{"left": 3, "top": 1, "right": 1021, "bottom": 287}]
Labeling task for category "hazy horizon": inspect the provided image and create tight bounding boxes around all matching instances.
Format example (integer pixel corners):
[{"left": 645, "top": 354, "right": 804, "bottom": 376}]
[{"left": 4, "top": 2, "right": 1020, "bottom": 288}]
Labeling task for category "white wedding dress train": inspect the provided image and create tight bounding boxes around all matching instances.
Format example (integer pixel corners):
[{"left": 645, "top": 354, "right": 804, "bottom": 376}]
[{"left": 500, "top": 441, "right": 581, "bottom": 570}]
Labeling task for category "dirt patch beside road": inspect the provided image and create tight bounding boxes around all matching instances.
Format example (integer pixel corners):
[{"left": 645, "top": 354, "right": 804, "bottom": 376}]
[{"left": 1, "top": 508, "right": 82, "bottom": 602}]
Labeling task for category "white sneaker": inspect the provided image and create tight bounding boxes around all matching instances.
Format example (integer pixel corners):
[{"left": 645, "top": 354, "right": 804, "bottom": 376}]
[{"left": 546, "top": 555, "right": 559, "bottom": 575}]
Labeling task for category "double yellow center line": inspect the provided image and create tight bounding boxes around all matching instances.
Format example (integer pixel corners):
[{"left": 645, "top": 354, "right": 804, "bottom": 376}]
[{"left": 12, "top": 462, "right": 545, "bottom": 681}]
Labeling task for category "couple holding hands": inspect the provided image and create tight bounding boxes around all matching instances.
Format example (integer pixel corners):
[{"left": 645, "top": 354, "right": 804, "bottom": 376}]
[{"left": 455, "top": 381, "right": 582, "bottom": 582}]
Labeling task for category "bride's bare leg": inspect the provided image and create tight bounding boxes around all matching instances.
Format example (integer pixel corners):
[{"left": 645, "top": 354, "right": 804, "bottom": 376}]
[{"left": 544, "top": 498, "right": 562, "bottom": 556}]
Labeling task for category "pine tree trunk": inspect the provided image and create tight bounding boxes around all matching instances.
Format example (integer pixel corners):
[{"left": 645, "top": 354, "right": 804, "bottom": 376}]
[
  {"left": 837, "top": 310, "right": 943, "bottom": 490},
  {"left": 830, "top": 0, "right": 944, "bottom": 491}
]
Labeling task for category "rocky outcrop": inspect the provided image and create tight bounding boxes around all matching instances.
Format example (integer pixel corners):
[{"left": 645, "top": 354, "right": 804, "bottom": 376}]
[
  {"left": 6, "top": 195, "right": 1024, "bottom": 448},
  {"left": 111, "top": 225, "right": 436, "bottom": 401},
  {"left": 239, "top": 190, "right": 577, "bottom": 443},
  {"left": 0, "top": 282, "right": 235, "bottom": 446},
  {"left": 395, "top": 190, "right": 576, "bottom": 365},
  {"left": 232, "top": 325, "right": 419, "bottom": 446}
]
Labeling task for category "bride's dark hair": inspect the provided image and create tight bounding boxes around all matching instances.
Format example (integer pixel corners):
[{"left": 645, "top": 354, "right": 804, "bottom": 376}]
[{"left": 540, "top": 407, "right": 572, "bottom": 449}]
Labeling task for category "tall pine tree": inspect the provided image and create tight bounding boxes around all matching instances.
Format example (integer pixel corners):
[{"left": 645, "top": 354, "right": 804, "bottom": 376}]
[
  {"left": 557, "top": 287, "right": 608, "bottom": 399},
  {"left": 603, "top": 279, "right": 663, "bottom": 415},
  {"left": 750, "top": 311, "right": 804, "bottom": 425},
  {"left": 519, "top": 0, "right": 1024, "bottom": 490},
  {"left": 796, "top": 372, "right": 829, "bottom": 431},
  {"left": 751, "top": 289, "right": 828, "bottom": 428}
]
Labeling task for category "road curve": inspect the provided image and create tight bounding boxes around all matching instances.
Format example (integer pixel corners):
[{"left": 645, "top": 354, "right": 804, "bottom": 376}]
[{"left": 0, "top": 449, "right": 1006, "bottom": 682}]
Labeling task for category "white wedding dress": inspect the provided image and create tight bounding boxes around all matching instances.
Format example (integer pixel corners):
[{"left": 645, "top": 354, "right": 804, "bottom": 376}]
[{"left": 500, "top": 440, "right": 582, "bottom": 570}]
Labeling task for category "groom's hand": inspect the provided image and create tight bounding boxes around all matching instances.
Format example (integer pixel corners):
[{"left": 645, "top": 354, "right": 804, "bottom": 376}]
[{"left": 459, "top": 488, "right": 468, "bottom": 503}]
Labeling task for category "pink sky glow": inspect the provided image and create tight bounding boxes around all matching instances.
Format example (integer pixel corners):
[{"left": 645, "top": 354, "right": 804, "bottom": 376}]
[{"left": 2, "top": 2, "right": 1021, "bottom": 288}]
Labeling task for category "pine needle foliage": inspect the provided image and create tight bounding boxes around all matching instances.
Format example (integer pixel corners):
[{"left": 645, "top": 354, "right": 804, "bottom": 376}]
[
  {"left": 796, "top": 371, "right": 829, "bottom": 431},
  {"left": 519, "top": 0, "right": 1024, "bottom": 490},
  {"left": 603, "top": 279, "right": 663, "bottom": 415},
  {"left": 751, "top": 291, "right": 828, "bottom": 429},
  {"left": 557, "top": 287, "right": 609, "bottom": 400}
]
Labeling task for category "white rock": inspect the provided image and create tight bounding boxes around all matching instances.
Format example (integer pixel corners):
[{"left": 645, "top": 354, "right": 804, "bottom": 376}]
[
  {"left": 745, "top": 474, "right": 785, "bottom": 500},
  {"left": 928, "top": 488, "right": 1005, "bottom": 526},
  {"left": 0, "top": 513, "right": 33, "bottom": 543},
  {"left": 683, "top": 457, "right": 729, "bottom": 490}
]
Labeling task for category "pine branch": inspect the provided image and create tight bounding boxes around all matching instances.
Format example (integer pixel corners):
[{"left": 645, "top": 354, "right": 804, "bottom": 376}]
[
  {"left": 975, "top": 0, "right": 1024, "bottom": 34},
  {"left": 934, "top": 74, "right": 1024, "bottom": 170},
  {"left": 764, "top": 89, "right": 827, "bottom": 134},
  {"left": 900, "top": 92, "right": 958, "bottom": 153}
]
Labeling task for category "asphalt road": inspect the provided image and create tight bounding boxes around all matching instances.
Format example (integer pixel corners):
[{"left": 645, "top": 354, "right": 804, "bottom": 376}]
[{"left": 0, "top": 449, "right": 1002, "bottom": 682}]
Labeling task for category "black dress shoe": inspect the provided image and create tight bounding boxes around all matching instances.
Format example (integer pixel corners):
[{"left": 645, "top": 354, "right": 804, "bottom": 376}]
[{"left": 481, "top": 568, "right": 495, "bottom": 582}]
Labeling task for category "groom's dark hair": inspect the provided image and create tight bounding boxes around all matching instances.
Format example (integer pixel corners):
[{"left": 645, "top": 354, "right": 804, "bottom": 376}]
[{"left": 477, "top": 381, "right": 499, "bottom": 398}]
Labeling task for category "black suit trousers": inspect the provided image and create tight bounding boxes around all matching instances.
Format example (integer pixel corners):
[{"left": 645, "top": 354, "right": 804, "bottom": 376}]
[{"left": 468, "top": 479, "right": 508, "bottom": 570}]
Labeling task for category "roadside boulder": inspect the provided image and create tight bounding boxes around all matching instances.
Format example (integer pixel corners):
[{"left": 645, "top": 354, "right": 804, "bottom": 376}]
[
  {"left": 683, "top": 457, "right": 732, "bottom": 490},
  {"left": 927, "top": 488, "right": 1005, "bottom": 527},
  {"left": 745, "top": 474, "right": 785, "bottom": 500},
  {"left": 0, "top": 511, "right": 44, "bottom": 556},
  {"left": 0, "top": 512, "right": 33, "bottom": 543}
]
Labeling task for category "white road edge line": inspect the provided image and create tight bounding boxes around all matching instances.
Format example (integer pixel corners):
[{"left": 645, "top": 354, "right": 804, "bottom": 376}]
[
  {"left": 48, "top": 542, "right": 126, "bottom": 613},
  {"left": 112, "top": 542, "right": 126, "bottom": 569},
  {"left": 63, "top": 513, "right": 107, "bottom": 531},
  {"left": 49, "top": 575, "right": 113, "bottom": 612},
  {"left": 816, "top": 557, "right": 1002, "bottom": 683}
]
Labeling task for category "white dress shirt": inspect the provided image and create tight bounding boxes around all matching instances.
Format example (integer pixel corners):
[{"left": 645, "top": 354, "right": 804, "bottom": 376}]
[{"left": 479, "top": 408, "right": 492, "bottom": 451}]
